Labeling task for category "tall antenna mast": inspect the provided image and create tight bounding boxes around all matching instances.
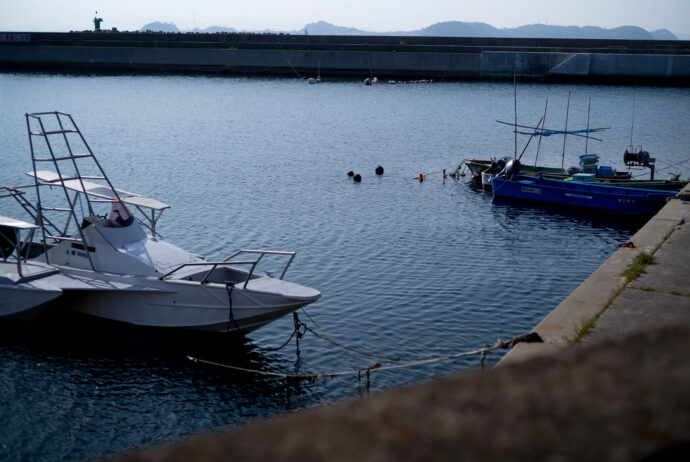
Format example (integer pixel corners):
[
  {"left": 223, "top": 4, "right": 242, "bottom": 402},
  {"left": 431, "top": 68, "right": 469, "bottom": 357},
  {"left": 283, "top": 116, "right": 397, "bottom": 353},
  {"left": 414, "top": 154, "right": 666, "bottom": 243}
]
[
  {"left": 585, "top": 96, "right": 591, "bottom": 155},
  {"left": 534, "top": 98, "right": 548, "bottom": 168},
  {"left": 561, "top": 91, "right": 571, "bottom": 171},
  {"left": 513, "top": 71, "right": 517, "bottom": 158},
  {"left": 629, "top": 95, "right": 636, "bottom": 147}
]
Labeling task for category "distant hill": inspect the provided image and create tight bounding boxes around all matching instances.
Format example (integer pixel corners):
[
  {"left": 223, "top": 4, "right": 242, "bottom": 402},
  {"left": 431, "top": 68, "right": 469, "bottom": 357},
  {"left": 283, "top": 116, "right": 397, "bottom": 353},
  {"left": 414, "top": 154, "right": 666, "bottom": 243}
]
[
  {"left": 408, "top": 21, "right": 501, "bottom": 37},
  {"left": 652, "top": 29, "right": 679, "bottom": 40},
  {"left": 140, "top": 21, "right": 179, "bottom": 33},
  {"left": 139, "top": 20, "right": 679, "bottom": 40},
  {"left": 506, "top": 24, "right": 654, "bottom": 40},
  {"left": 303, "top": 21, "right": 368, "bottom": 35},
  {"left": 298, "top": 20, "right": 678, "bottom": 40}
]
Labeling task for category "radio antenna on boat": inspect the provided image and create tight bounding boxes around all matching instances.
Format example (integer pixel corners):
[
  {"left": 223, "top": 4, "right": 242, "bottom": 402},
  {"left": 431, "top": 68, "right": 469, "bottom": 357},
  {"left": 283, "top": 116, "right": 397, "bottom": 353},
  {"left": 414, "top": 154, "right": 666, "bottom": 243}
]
[{"left": 561, "top": 91, "right": 571, "bottom": 171}]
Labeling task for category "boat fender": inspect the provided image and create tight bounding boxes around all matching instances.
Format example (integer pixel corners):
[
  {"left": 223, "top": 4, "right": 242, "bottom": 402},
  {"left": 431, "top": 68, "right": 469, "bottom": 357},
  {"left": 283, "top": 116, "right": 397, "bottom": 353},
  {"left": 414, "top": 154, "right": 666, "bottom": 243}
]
[
  {"left": 375, "top": 165, "right": 384, "bottom": 175},
  {"left": 347, "top": 171, "right": 355, "bottom": 177},
  {"left": 353, "top": 174, "right": 361, "bottom": 183}
]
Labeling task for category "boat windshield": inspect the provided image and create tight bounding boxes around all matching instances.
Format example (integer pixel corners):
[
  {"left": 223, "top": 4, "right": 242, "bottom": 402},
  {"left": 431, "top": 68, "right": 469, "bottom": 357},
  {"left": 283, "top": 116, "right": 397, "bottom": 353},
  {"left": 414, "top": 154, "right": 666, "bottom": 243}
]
[{"left": 106, "top": 201, "right": 134, "bottom": 228}]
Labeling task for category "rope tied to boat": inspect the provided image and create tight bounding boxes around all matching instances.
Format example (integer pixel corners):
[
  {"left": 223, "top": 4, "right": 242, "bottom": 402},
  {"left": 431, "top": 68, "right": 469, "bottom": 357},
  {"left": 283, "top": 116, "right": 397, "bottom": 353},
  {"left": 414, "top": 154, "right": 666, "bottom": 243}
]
[
  {"left": 252, "top": 312, "right": 308, "bottom": 355},
  {"left": 293, "top": 312, "right": 307, "bottom": 358},
  {"left": 225, "top": 283, "right": 240, "bottom": 333},
  {"left": 186, "top": 321, "right": 543, "bottom": 386}
]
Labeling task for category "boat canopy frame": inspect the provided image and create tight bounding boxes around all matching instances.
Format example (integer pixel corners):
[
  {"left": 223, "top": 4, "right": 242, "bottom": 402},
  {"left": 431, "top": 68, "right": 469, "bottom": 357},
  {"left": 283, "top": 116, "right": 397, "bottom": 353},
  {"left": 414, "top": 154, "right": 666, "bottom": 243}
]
[{"left": 0, "top": 112, "right": 172, "bottom": 271}]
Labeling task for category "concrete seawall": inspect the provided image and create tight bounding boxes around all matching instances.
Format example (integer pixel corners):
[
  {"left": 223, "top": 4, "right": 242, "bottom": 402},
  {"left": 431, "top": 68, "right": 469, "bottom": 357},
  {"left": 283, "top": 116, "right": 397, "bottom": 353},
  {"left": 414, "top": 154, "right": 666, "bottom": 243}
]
[
  {"left": 1, "top": 32, "right": 690, "bottom": 84},
  {"left": 499, "top": 183, "right": 690, "bottom": 364}
]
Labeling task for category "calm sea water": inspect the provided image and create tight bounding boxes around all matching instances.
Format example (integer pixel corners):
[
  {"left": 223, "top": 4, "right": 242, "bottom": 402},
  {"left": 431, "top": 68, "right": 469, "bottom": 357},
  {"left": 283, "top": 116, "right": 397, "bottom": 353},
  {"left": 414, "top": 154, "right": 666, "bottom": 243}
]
[{"left": 1, "top": 73, "right": 689, "bottom": 461}]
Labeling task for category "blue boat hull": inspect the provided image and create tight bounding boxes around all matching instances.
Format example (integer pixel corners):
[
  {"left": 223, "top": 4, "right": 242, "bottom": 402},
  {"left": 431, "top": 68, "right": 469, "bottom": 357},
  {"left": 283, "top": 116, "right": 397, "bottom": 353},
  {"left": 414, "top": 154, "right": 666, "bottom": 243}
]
[{"left": 491, "top": 175, "right": 677, "bottom": 215}]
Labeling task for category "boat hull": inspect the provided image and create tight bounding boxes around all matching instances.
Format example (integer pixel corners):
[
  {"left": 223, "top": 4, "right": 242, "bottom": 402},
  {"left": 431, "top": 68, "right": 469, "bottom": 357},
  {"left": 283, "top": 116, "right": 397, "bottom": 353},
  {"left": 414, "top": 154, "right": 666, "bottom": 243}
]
[
  {"left": 56, "top": 268, "right": 320, "bottom": 334},
  {"left": 0, "top": 281, "right": 62, "bottom": 319},
  {"left": 491, "top": 175, "right": 676, "bottom": 215},
  {"left": 0, "top": 261, "right": 63, "bottom": 319}
]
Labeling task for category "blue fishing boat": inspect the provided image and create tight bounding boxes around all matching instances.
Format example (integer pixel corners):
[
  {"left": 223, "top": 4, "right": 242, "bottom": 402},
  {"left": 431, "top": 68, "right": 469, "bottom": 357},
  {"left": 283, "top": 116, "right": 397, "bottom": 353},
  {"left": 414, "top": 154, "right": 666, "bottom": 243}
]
[{"left": 491, "top": 167, "right": 678, "bottom": 215}]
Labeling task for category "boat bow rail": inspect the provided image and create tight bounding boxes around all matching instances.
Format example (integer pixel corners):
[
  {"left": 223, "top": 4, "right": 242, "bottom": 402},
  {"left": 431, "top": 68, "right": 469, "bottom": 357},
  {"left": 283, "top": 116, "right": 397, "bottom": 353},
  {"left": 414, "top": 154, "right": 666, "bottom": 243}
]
[{"left": 159, "top": 249, "right": 297, "bottom": 288}]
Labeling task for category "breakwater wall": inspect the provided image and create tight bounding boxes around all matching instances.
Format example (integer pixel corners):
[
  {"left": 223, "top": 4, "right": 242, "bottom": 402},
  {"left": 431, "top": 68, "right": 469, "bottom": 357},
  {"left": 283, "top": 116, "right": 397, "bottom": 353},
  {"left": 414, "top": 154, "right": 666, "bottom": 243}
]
[{"left": 1, "top": 32, "right": 690, "bottom": 84}]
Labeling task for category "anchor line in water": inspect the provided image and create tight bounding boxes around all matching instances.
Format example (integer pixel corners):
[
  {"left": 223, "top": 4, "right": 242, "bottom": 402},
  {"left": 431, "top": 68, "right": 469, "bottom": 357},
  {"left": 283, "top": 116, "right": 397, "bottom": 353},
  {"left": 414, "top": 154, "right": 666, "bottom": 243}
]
[
  {"left": 187, "top": 322, "right": 543, "bottom": 380},
  {"left": 278, "top": 42, "right": 304, "bottom": 79},
  {"left": 302, "top": 308, "right": 431, "bottom": 363},
  {"left": 248, "top": 312, "right": 308, "bottom": 354}
]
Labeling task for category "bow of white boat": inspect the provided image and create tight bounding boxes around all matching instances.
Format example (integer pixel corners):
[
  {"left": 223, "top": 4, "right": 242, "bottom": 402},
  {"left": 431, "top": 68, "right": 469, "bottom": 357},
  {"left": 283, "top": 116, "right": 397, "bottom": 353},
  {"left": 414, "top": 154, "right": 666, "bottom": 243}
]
[{"left": 243, "top": 276, "right": 321, "bottom": 302}]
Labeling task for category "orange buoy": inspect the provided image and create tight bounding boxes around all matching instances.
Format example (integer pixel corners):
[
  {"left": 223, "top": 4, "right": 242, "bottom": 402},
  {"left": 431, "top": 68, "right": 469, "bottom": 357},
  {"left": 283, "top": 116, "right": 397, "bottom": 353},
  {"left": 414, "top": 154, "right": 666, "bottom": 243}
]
[{"left": 419, "top": 173, "right": 424, "bottom": 182}]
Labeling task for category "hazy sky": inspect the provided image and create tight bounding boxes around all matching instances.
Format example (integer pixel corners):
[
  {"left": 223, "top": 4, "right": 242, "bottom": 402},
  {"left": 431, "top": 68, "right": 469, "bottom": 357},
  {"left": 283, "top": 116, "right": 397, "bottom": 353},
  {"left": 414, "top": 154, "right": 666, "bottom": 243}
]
[{"left": 2, "top": 0, "right": 689, "bottom": 35}]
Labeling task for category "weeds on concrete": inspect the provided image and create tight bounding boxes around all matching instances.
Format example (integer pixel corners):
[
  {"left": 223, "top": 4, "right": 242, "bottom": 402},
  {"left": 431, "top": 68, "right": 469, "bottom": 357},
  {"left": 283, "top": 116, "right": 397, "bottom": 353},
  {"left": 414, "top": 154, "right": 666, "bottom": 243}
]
[
  {"left": 568, "top": 226, "right": 674, "bottom": 346},
  {"left": 669, "top": 291, "right": 690, "bottom": 297},
  {"left": 631, "top": 286, "right": 655, "bottom": 292},
  {"left": 568, "top": 287, "right": 624, "bottom": 345},
  {"left": 570, "top": 250, "right": 656, "bottom": 345},
  {"left": 623, "top": 252, "right": 655, "bottom": 284},
  {"left": 652, "top": 227, "right": 676, "bottom": 254}
]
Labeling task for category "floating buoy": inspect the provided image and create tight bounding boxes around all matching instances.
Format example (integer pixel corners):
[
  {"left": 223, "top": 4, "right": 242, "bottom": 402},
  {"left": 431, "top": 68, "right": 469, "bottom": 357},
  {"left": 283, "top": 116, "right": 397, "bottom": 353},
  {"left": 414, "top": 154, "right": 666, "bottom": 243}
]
[
  {"left": 375, "top": 165, "right": 384, "bottom": 175},
  {"left": 347, "top": 171, "right": 354, "bottom": 177},
  {"left": 419, "top": 173, "right": 424, "bottom": 182},
  {"left": 353, "top": 174, "right": 362, "bottom": 182}
]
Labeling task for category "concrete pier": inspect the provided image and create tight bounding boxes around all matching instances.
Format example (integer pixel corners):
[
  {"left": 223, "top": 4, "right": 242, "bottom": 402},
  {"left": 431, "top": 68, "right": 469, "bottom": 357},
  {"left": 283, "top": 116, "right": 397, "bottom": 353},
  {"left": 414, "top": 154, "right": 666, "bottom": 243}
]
[
  {"left": 500, "top": 183, "right": 690, "bottom": 364},
  {"left": 106, "top": 186, "right": 690, "bottom": 461},
  {"left": 1, "top": 32, "right": 690, "bottom": 84}
]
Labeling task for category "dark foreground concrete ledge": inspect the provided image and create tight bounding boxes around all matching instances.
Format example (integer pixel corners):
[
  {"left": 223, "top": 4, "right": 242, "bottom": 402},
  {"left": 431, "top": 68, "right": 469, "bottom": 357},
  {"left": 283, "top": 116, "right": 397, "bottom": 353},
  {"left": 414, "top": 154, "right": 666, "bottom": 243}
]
[{"left": 107, "top": 323, "right": 690, "bottom": 462}]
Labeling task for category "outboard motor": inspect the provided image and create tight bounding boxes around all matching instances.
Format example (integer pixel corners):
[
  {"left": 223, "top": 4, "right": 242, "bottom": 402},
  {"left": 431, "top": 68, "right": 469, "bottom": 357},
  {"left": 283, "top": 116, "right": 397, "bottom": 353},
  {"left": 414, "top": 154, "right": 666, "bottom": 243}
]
[
  {"left": 484, "top": 156, "right": 510, "bottom": 175},
  {"left": 498, "top": 158, "right": 521, "bottom": 180}
]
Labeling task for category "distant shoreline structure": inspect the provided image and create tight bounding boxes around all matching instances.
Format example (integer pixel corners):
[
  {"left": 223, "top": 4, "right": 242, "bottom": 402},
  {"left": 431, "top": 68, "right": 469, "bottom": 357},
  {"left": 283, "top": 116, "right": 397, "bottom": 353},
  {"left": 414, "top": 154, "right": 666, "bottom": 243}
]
[{"left": 1, "top": 31, "right": 688, "bottom": 85}]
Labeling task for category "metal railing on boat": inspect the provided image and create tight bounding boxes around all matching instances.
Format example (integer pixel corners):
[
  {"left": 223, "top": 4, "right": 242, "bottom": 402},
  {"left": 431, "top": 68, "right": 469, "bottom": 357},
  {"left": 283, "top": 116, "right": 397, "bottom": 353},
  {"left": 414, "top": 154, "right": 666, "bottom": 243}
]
[{"left": 159, "top": 249, "right": 297, "bottom": 288}]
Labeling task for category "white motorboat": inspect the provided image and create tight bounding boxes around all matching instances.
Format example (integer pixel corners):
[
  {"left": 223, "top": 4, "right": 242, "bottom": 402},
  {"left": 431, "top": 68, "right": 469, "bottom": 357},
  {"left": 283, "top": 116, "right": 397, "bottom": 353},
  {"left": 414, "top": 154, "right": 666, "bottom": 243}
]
[{"left": 0, "top": 111, "right": 321, "bottom": 333}]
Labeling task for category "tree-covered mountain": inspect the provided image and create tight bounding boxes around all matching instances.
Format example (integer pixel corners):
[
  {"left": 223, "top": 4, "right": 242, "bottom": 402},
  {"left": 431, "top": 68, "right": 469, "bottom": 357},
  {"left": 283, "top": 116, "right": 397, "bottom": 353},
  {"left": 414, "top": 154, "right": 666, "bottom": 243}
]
[
  {"left": 140, "top": 22, "right": 179, "bottom": 32},
  {"left": 298, "top": 20, "right": 678, "bottom": 40},
  {"left": 139, "top": 20, "right": 679, "bottom": 40}
]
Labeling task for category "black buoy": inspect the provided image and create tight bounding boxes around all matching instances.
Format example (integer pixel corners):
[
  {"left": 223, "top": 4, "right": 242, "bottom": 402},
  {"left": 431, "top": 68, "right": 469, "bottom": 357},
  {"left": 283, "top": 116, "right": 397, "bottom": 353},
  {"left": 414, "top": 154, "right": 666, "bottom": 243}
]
[
  {"left": 347, "top": 171, "right": 355, "bottom": 177},
  {"left": 375, "top": 165, "right": 384, "bottom": 175},
  {"left": 353, "top": 174, "right": 361, "bottom": 182}
]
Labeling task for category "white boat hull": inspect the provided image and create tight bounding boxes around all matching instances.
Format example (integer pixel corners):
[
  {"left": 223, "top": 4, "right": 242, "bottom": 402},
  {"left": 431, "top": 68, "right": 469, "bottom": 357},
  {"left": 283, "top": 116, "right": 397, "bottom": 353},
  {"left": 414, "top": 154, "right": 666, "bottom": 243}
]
[
  {"left": 0, "top": 281, "right": 62, "bottom": 319},
  {"left": 57, "top": 268, "right": 320, "bottom": 333},
  {"left": 0, "top": 261, "right": 62, "bottom": 319}
]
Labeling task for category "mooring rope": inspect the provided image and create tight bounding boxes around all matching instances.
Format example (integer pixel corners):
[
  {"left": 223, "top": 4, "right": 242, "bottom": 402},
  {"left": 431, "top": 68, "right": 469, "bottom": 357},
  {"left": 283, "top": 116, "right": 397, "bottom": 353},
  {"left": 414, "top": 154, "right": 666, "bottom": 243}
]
[
  {"left": 278, "top": 42, "right": 304, "bottom": 79},
  {"left": 301, "top": 308, "right": 439, "bottom": 363},
  {"left": 631, "top": 157, "right": 690, "bottom": 179},
  {"left": 187, "top": 328, "right": 542, "bottom": 379}
]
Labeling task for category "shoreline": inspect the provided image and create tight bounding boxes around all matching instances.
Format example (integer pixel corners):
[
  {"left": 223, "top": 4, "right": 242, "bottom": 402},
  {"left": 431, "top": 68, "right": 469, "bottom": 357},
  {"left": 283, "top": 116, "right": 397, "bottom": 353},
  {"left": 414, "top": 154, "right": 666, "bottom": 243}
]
[{"left": 2, "top": 32, "right": 690, "bottom": 84}]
